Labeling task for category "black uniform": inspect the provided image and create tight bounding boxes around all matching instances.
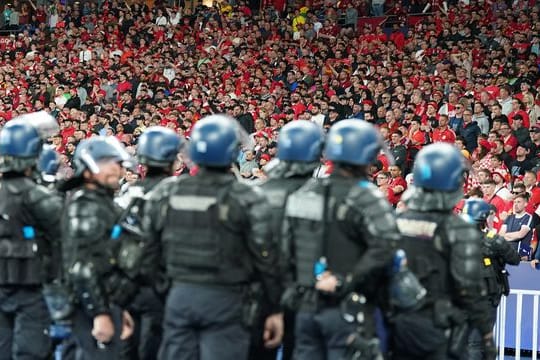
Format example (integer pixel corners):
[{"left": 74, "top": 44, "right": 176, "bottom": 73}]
[
  {"left": 62, "top": 186, "right": 136, "bottom": 360},
  {"left": 392, "top": 189, "right": 491, "bottom": 360},
  {"left": 119, "top": 175, "right": 168, "bottom": 360},
  {"left": 282, "top": 176, "right": 398, "bottom": 360},
  {"left": 464, "top": 229, "right": 520, "bottom": 360},
  {"left": 250, "top": 162, "right": 314, "bottom": 360},
  {"left": 0, "top": 175, "right": 63, "bottom": 359},
  {"left": 143, "top": 169, "right": 281, "bottom": 360}
]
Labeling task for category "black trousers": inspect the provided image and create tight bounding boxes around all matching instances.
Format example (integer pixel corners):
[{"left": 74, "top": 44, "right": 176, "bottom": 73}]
[
  {"left": 0, "top": 286, "right": 51, "bottom": 360},
  {"left": 70, "top": 306, "right": 123, "bottom": 360},
  {"left": 159, "top": 283, "right": 250, "bottom": 360},
  {"left": 293, "top": 307, "right": 356, "bottom": 360},
  {"left": 122, "top": 286, "right": 164, "bottom": 360}
]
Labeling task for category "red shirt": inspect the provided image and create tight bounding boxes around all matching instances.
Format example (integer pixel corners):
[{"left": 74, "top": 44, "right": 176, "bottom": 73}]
[
  {"left": 61, "top": 126, "right": 75, "bottom": 141},
  {"left": 385, "top": 187, "right": 400, "bottom": 206},
  {"left": 502, "top": 134, "right": 518, "bottom": 159},
  {"left": 408, "top": 129, "right": 426, "bottom": 150},
  {"left": 528, "top": 187, "right": 540, "bottom": 212},
  {"left": 432, "top": 127, "right": 456, "bottom": 143},
  {"left": 486, "top": 194, "right": 508, "bottom": 231},
  {"left": 508, "top": 110, "right": 530, "bottom": 129},
  {"left": 117, "top": 81, "right": 132, "bottom": 94},
  {"left": 389, "top": 176, "right": 407, "bottom": 204}
]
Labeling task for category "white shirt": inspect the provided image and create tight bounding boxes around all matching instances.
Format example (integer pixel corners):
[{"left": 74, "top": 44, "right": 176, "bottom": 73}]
[
  {"left": 155, "top": 15, "right": 168, "bottom": 26},
  {"left": 499, "top": 97, "right": 512, "bottom": 116},
  {"left": 310, "top": 113, "right": 326, "bottom": 128},
  {"left": 79, "top": 49, "right": 92, "bottom": 62}
]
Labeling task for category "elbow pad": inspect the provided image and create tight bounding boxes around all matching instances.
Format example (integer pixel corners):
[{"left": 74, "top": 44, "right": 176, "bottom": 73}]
[{"left": 69, "top": 261, "right": 109, "bottom": 317}]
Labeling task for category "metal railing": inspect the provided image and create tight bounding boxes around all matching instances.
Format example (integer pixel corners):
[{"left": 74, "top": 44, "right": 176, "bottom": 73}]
[{"left": 495, "top": 289, "right": 540, "bottom": 359}]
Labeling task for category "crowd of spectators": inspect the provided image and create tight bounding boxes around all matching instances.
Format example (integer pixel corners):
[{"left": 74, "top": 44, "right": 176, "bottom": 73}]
[{"left": 0, "top": 0, "right": 539, "bottom": 257}]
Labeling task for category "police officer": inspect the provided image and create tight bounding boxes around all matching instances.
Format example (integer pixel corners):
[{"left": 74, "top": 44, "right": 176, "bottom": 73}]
[
  {"left": 250, "top": 120, "right": 324, "bottom": 360},
  {"left": 282, "top": 119, "right": 399, "bottom": 360},
  {"left": 0, "top": 116, "right": 63, "bottom": 359},
  {"left": 60, "top": 136, "right": 135, "bottom": 360},
  {"left": 461, "top": 198, "right": 520, "bottom": 360},
  {"left": 391, "top": 143, "right": 495, "bottom": 360},
  {"left": 119, "top": 126, "right": 183, "bottom": 360},
  {"left": 142, "top": 115, "right": 283, "bottom": 360}
]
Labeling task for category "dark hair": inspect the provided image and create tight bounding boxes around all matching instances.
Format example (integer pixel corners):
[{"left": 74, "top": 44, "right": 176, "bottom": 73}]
[
  {"left": 466, "top": 186, "right": 484, "bottom": 198},
  {"left": 515, "top": 192, "right": 530, "bottom": 202}
]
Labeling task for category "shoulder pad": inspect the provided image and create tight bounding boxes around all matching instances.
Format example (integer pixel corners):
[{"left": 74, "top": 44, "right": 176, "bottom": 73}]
[
  {"left": 3, "top": 177, "right": 34, "bottom": 195},
  {"left": 115, "top": 185, "right": 145, "bottom": 209},
  {"left": 445, "top": 215, "right": 482, "bottom": 245},
  {"left": 488, "top": 233, "right": 509, "bottom": 247},
  {"left": 261, "top": 178, "right": 305, "bottom": 208},
  {"left": 25, "top": 184, "right": 63, "bottom": 214},
  {"left": 26, "top": 184, "right": 56, "bottom": 203},
  {"left": 140, "top": 175, "right": 169, "bottom": 192},
  {"left": 230, "top": 181, "right": 266, "bottom": 207},
  {"left": 144, "top": 176, "right": 184, "bottom": 202},
  {"left": 67, "top": 191, "right": 108, "bottom": 218},
  {"left": 344, "top": 184, "right": 400, "bottom": 242},
  {"left": 346, "top": 182, "right": 391, "bottom": 209}
]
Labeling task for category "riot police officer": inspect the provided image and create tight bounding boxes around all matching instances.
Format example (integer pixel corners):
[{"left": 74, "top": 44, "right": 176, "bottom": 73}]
[
  {"left": 142, "top": 115, "right": 283, "bottom": 360},
  {"left": 0, "top": 115, "right": 63, "bottom": 359},
  {"left": 60, "top": 136, "right": 135, "bottom": 360},
  {"left": 119, "top": 126, "right": 183, "bottom": 360},
  {"left": 391, "top": 143, "right": 495, "bottom": 360},
  {"left": 281, "top": 119, "right": 400, "bottom": 360},
  {"left": 461, "top": 198, "right": 520, "bottom": 360},
  {"left": 250, "top": 120, "right": 324, "bottom": 360}
]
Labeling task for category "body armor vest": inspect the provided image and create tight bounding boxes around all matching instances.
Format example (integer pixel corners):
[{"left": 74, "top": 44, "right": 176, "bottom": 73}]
[
  {"left": 163, "top": 176, "right": 253, "bottom": 286},
  {"left": 262, "top": 177, "right": 307, "bottom": 252},
  {"left": 396, "top": 211, "right": 451, "bottom": 304},
  {"left": 481, "top": 231, "right": 511, "bottom": 303},
  {"left": 286, "top": 179, "right": 362, "bottom": 287},
  {"left": 0, "top": 179, "right": 42, "bottom": 285}
]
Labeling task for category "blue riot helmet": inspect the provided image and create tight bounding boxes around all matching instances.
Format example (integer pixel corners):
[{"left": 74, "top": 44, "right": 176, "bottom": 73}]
[
  {"left": 402, "top": 143, "right": 467, "bottom": 211},
  {"left": 189, "top": 114, "right": 244, "bottom": 167},
  {"left": 72, "top": 136, "right": 132, "bottom": 177},
  {"left": 137, "top": 126, "right": 183, "bottom": 168},
  {"left": 277, "top": 120, "right": 324, "bottom": 162},
  {"left": 324, "top": 119, "right": 385, "bottom": 166},
  {"left": 0, "top": 119, "right": 43, "bottom": 172},
  {"left": 37, "top": 145, "right": 60, "bottom": 182},
  {"left": 462, "top": 198, "right": 492, "bottom": 224},
  {"left": 412, "top": 143, "right": 466, "bottom": 192}
]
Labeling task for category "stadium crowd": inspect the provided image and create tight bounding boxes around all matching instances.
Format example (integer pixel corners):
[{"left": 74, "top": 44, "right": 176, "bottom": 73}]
[{"left": 0, "top": 0, "right": 539, "bottom": 258}]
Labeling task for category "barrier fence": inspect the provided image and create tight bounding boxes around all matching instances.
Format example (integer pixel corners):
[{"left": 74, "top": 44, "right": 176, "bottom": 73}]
[{"left": 495, "top": 263, "right": 540, "bottom": 358}]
